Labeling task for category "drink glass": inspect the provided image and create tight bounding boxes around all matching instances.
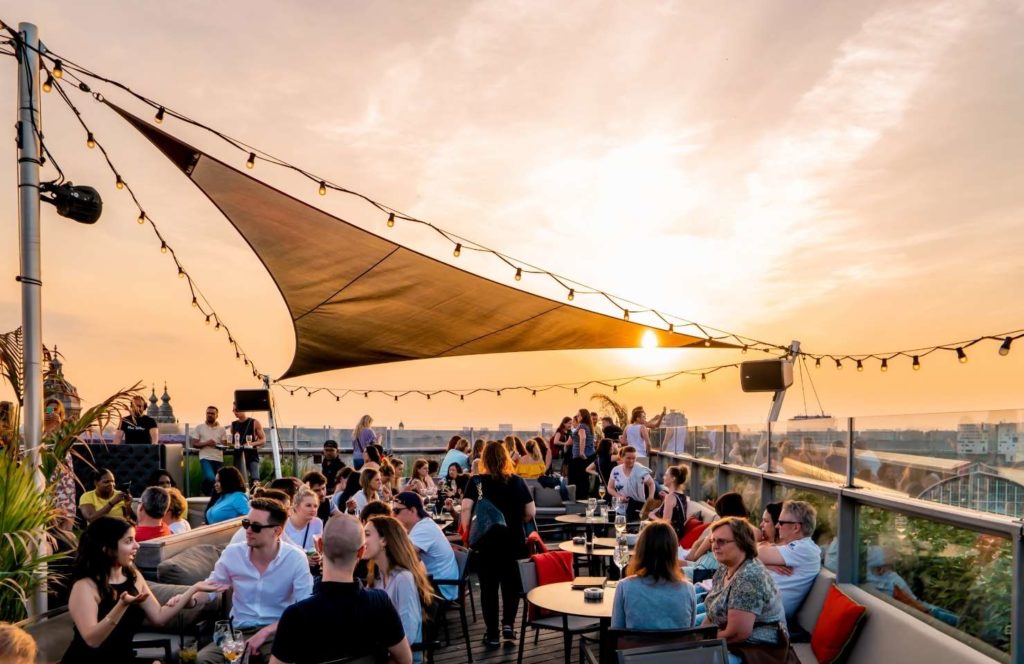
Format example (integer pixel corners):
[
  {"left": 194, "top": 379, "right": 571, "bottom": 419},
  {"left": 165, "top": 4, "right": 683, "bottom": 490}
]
[
  {"left": 180, "top": 644, "right": 198, "bottom": 664},
  {"left": 245, "top": 434, "right": 253, "bottom": 447},
  {"left": 586, "top": 498, "right": 597, "bottom": 519},
  {"left": 597, "top": 484, "right": 606, "bottom": 501},
  {"left": 213, "top": 621, "right": 232, "bottom": 647},
  {"left": 222, "top": 637, "right": 244, "bottom": 662},
  {"left": 611, "top": 545, "right": 629, "bottom": 585},
  {"left": 614, "top": 513, "right": 626, "bottom": 536},
  {"left": 233, "top": 433, "right": 241, "bottom": 449}
]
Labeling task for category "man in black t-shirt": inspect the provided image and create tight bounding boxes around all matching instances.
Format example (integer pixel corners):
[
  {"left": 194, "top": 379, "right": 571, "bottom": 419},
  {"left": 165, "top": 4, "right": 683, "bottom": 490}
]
[
  {"left": 601, "top": 416, "right": 623, "bottom": 443},
  {"left": 320, "top": 440, "right": 346, "bottom": 493},
  {"left": 112, "top": 395, "right": 159, "bottom": 445},
  {"left": 269, "top": 514, "right": 411, "bottom": 664}
]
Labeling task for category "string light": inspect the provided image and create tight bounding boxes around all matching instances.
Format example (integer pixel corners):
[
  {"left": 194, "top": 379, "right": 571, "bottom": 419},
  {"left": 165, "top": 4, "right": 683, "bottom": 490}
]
[
  {"left": 704, "top": 338, "right": 712, "bottom": 347},
  {"left": 956, "top": 347, "right": 968, "bottom": 364},
  {"left": 496, "top": 390, "right": 501, "bottom": 397},
  {"left": 177, "top": 267, "right": 185, "bottom": 279},
  {"left": 318, "top": 181, "right": 327, "bottom": 196},
  {"left": 52, "top": 60, "right": 63, "bottom": 79},
  {"left": 245, "top": 152, "right": 256, "bottom": 169},
  {"left": 453, "top": 243, "right": 461, "bottom": 257},
  {"left": 191, "top": 296, "right": 198, "bottom": 308},
  {"left": 86, "top": 132, "right": 96, "bottom": 148},
  {"left": 514, "top": 267, "right": 522, "bottom": 281},
  {"left": 880, "top": 358, "right": 888, "bottom": 372},
  {"left": 742, "top": 345, "right": 748, "bottom": 354},
  {"left": 668, "top": 324, "right": 674, "bottom": 333},
  {"left": 999, "top": 337, "right": 1012, "bottom": 356},
  {"left": 425, "top": 393, "right": 430, "bottom": 400},
  {"left": 115, "top": 175, "right": 124, "bottom": 189},
  {"left": 204, "top": 315, "right": 211, "bottom": 325},
  {"left": 394, "top": 395, "right": 398, "bottom": 402},
  {"left": 42, "top": 74, "right": 53, "bottom": 93},
  {"left": 460, "top": 395, "right": 464, "bottom": 401},
  {"left": 835, "top": 359, "right": 843, "bottom": 370},
  {"left": 912, "top": 355, "right": 921, "bottom": 370},
  {"left": 387, "top": 213, "right": 395, "bottom": 228},
  {"left": 532, "top": 390, "right": 537, "bottom": 396},
  {"left": 567, "top": 289, "right": 574, "bottom": 301},
  {"left": 623, "top": 310, "right": 630, "bottom": 322},
  {"left": 815, "top": 357, "right": 821, "bottom": 368},
  {"left": 701, "top": 373, "right": 707, "bottom": 382},
  {"left": 154, "top": 106, "right": 165, "bottom": 123},
  {"left": 656, "top": 380, "right": 661, "bottom": 388},
  {"left": 612, "top": 385, "right": 617, "bottom": 392},
  {"left": 856, "top": 359, "right": 863, "bottom": 372},
  {"left": 137, "top": 212, "right": 146, "bottom": 225},
  {"left": 160, "top": 241, "right": 168, "bottom": 253},
  {"left": 573, "top": 388, "right": 578, "bottom": 395}
]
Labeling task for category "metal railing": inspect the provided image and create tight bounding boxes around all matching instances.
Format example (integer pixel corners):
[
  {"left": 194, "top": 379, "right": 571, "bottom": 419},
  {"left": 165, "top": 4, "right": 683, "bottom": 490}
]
[{"left": 646, "top": 417, "right": 1024, "bottom": 664}]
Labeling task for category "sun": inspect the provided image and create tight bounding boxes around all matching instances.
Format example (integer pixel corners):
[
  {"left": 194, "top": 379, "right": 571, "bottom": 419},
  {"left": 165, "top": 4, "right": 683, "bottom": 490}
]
[{"left": 641, "top": 330, "right": 659, "bottom": 349}]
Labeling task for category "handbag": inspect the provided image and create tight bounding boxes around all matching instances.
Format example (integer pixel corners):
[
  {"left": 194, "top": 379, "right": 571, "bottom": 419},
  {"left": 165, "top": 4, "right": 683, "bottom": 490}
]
[
  {"left": 468, "top": 477, "right": 507, "bottom": 546},
  {"left": 728, "top": 622, "right": 800, "bottom": 664}
]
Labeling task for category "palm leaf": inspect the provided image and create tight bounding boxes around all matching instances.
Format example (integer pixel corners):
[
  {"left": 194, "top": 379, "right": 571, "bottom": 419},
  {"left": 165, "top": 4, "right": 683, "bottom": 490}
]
[
  {"left": 590, "top": 393, "right": 629, "bottom": 429},
  {"left": 0, "top": 328, "right": 23, "bottom": 405}
]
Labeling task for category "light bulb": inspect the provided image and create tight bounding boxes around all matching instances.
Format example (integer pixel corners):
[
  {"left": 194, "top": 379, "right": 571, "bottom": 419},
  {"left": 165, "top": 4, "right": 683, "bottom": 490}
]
[
  {"left": 999, "top": 337, "right": 1012, "bottom": 356},
  {"left": 623, "top": 310, "right": 630, "bottom": 321},
  {"left": 701, "top": 373, "right": 707, "bottom": 382},
  {"left": 656, "top": 380, "right": 661, "bottom": 388},
  {"left": 514, "top": 268, "right": 522, "bottom": 281},
  {"left": 814, "top": 357, "right": 821, "bottom": 368},
  {"left": 704, "top": 338, "right": 712, "bottom": 347},
  {"left": 365, "top": 392, "right": 370, "bottom": 399},
  {"left": 42, "top": 74, "right": 53, "bottom": 93},
  {"left": 742, "top": 345, "right": 748, "bottom": 354},
  {"left": 426, "top": 393, "right": 430, "bottom": 400},
  {"left": 496, "top": 390, "right": 501, "bottom": 397},
  {"left": 668, "top": 324, "right": 674, "bottom": 333},
  {"left": 246, "top": 152, "right": 256, "bottom": 169},
  {"left": 880, "top": 358, "right": 888, "bottom": 372},
  {"left": 160, "top": 242, "right": 168, "bottom": 254},
  {"left": 573, "top": 388, "right": 578, "bottom": 395},
  {"left": 387, "top": 213, "right": 395, "bottom": 228},
  {"left": 86, "top": 133, "right": 96, "bottom": 149},
  {"left": 52, "top": 60, "right": 63, "bottom": 79},
  {"left": 137, "top": 212, "right": 146, "bottom": 225},
  {"left": 835, "top": 359, "right": 842, "bottom": 370},
  {"left": 567, "top": 289, "right": 575, "bottom": 301},
  {"left": 318, "top": 181, "right": 327, "bottom": 196},
  {"left": 612, "top": 385, "right": 617, "bottom": 392},
  {"left": 956, "top": 347, "right": 968, "bottom": 364},
  {"left": 204, "top": 315, "right": 211, "bottom": 326},
  {"left": 912, "top": 356, "right": 921, "bottom": 371},
  {"left": 453, "top": 243, "right": 461, "bottom": 257},
  {"left": 856, "top": 359, "right": 863, "bottom": 372},
  {"left": 459, "top": 394, "right": 464, "bottom": 401},
  {"left": 115, "top": 175, "right": 125, "bottom": 190},
  {"left": 532, "top": 390, "right": 537, "bottom": 396},
  {"left": 393, "top": 395, "right": 398, "bottom": 402},
  {"left": 177, "top": 268, "right": 185, "bottom": 279},
  {"left": 191, "top": 297, "right": 199, "bottom": 308},
  {"left": 154, "top": 107, "right": 165, "bottom": 123}
]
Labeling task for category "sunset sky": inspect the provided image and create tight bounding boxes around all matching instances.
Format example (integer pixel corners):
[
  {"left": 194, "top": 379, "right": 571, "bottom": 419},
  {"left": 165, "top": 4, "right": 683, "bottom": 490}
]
[{"left": 1, "top": 1, "right": 1022, "bottom": 431}]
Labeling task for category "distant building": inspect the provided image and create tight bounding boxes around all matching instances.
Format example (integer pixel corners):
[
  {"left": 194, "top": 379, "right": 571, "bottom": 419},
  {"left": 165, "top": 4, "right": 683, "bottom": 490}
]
[
  {"left": 996, "top": 422, "right": 1022, "bottom": 464},
  {"left": 146, "top": 383, "right": 181, "bottom": 434},
  {"left": 957, "top": 422, "right": 988, "bottom": 456},
  {"left": 43, "top": 347, "right": 82, "bottom": 421}
]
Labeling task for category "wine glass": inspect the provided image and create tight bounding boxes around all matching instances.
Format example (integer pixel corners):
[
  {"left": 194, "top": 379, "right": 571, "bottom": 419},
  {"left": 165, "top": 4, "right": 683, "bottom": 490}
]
[
  {"left": 586, "top": 497, "right": 597, "bottom": 519},
  {"left": 614, "top": 513, "right": 626, "bottom": 536},
  {"left": 222, "top": 637, "right": 244, "bottom": 662},
  {"left": 611, "top": 544, "right": 630, "bottom": 585},
  {"left": 597, "top": 484, "right": 607, "bottom": 501},
  {"left": 245, "top": 434, "right": 253, "bottom": 447}
]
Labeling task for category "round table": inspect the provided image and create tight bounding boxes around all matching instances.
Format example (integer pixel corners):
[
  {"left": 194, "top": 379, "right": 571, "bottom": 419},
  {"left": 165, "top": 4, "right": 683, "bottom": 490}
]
[
  {"left": 558, "top": 539, "right": 634, "bottom": 576},
  {"left": 555, "top": 513, "right": 615, "bottom": 540},
  {"left": 527, "top": 580, "right": 614, "bottom": 662}
]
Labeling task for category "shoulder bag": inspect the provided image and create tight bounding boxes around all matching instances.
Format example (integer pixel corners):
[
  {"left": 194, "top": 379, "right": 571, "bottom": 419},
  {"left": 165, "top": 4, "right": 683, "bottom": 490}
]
[{"left": 468, "top": 477, "right": 507, "bottom": 546}]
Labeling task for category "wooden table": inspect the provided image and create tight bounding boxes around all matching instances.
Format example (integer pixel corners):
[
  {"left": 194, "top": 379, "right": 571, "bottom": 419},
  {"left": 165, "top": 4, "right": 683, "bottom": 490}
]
[
  {"left": 554, "top": 513, "right": 614, "bottom": 540},
  {"left": 527, "top": 580, "right": 614, "bottom": 663},
  {"left": 557, "top": 539, "right": 634, "bottom": 576}
]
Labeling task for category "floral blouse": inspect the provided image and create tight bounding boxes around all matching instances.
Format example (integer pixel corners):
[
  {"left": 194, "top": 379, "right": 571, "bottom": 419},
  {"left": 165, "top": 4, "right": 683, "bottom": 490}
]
[{"left": 704, "top": 558, "right": 787, "bottom": 644}]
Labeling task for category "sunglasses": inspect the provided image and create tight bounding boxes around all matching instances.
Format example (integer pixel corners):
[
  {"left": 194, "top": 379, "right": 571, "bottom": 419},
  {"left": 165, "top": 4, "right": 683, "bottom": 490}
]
[{"left": 240, "top": 519, "right": 277, "bottom": 533}]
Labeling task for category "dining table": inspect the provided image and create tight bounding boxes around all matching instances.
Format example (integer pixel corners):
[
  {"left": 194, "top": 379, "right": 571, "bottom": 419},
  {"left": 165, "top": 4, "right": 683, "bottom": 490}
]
[{"left": 527, "top": 580, "right": 616, "bottom": 663}]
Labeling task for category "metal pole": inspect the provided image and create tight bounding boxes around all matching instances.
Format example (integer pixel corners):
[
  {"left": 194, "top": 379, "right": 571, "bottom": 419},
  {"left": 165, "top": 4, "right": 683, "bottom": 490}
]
[
  {"left": 16, "top": 22, "right": 47, "bottom": 618},
  {"left": 262, "top": 375, "right": 282, "bottom": 479}
]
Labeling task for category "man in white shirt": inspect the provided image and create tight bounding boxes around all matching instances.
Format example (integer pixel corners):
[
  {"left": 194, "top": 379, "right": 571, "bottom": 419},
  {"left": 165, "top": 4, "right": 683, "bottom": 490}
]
[
  {"left": 392, "top": 491, "right": 459, "bottom": 601},
  {"left": 191, "top": 406, "right": 227, "bottom": 495},
  {"left": 183, "top": 498, "right": 313, "bottom": 663},
  {"left": 756, "top": 500, "right": 821, "bottom": 617}
]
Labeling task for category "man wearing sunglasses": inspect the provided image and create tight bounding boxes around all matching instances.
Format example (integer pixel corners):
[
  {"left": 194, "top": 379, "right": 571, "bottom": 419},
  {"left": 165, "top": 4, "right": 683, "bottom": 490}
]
[
  {"left": 755, "top": 500, "right": 821, "bottom": 618},
  {"left": 183, "top": 498, "right": 313, "bottom": 663}
]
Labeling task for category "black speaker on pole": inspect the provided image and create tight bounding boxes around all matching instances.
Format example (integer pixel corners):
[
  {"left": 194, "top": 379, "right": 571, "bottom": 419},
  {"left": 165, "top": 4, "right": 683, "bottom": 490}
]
[
  {"left": 740, "top": 360, "right": 793, "bottom": 392},
  {"left": 234, "top": 389, "right": 271, "bottom": 412}
]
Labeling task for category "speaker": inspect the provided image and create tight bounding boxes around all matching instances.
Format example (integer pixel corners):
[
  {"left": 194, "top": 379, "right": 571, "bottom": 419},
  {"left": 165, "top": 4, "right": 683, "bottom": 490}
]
[
  {"left": 234, "top": 388, "right": 271, "bottom": 412},
  {"left": 740, "top": 360, "right": 793, "bottom": 392}
]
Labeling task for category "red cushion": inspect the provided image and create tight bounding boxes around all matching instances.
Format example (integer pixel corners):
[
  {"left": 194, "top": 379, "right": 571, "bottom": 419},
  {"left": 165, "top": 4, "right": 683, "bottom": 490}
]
[
  {"left": 679, "top": 519, "right": 709, "bottom": 549},
  {"left": 811, "top": 585, "right": 867, "bottom": 664}
]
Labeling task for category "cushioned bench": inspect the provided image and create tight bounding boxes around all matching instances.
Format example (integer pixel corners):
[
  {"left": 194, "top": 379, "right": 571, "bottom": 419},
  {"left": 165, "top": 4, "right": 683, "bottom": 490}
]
[
  {"left": 525, "top": 480, "right": 579, "bottom": 519},
  {"left": 135, "top": 518, "right": 240, "bottom": 580},
  {"left": 791, "top": 570, "right": 999, "bottom": 664}
]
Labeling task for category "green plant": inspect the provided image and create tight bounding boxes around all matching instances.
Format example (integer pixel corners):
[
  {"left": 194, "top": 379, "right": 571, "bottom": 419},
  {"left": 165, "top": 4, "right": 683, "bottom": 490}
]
[{"left": 590, "top": 393, "right": 628, "bottom": 429}]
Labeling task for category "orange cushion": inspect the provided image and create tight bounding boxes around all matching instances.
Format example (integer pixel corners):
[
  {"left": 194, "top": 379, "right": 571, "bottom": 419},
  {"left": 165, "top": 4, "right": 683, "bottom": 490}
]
[
  {"left": 679, "top": 518, "right": 709, "bottom": 549},
  {"left": 811, "top": 585, "right": 867, "bottom": 664}
]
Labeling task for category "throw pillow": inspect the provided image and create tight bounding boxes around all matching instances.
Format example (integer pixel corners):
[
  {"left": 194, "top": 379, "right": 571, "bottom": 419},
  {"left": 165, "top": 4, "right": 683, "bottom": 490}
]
[
  {"left": 680, "top": 518, "right": 709, "bottom": 549},
  {"left": 811, "top": 585, "right": 867, "bottom": 664}
]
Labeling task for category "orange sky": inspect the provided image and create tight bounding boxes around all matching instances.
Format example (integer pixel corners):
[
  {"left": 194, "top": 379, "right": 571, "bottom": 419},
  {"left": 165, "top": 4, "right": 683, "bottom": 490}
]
[{"left": 1, "top": 1, "right": 1022, "bottom": 430}]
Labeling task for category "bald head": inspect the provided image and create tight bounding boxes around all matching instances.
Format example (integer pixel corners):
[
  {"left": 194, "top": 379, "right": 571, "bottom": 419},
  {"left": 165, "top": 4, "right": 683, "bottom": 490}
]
[{"left": 321, "top": 513, "right": 364, "bottom": 566}]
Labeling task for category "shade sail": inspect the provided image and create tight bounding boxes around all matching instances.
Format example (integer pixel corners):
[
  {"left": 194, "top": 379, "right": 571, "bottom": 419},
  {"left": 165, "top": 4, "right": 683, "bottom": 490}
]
[{"left": 115, "top": 107, "right": 733, "bottom": 379}]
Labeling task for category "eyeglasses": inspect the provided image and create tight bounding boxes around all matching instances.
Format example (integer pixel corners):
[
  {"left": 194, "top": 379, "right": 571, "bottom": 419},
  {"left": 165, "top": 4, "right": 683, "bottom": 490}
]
[
  {"left": 777, "top": 520, "right": 800, "bottom": 526},
  {"left": 240, "top": 519, "right": 277, "bottom": 533},
  {"left": 709, "top": 538, "right": 735, "bottom": 547},
  {"left": 392, "top": 506, "right": 407, "bottom": 515}
]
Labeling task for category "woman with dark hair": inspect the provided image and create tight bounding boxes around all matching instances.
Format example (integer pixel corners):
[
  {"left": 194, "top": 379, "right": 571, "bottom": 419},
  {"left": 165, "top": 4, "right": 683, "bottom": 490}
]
[
  {"left": 79, "top": 468, "right": 134, "bottom": 525},
  {"left": 759, "top": 502, "right": 784, "bottom": 544},
  {"left": 549, "top": 416, "right": 573, "bottom": 473},
  {"left": 586, "top": 438, "right": 616, "bottom": 501},
  {"left": 146, "top": 468, "right": 175, "bottom": 489},
  {"left": 684, "top": 492, "right": 751, "bottom": 563},
  {"left": 461, "top": 441, "right": 536, "bottom": 647},
  {"left": 612, "top": 522, "right": 696, "bottom": 629},
  {"left": 61, "top": 517, "right": 221, "bottom": 661},
  {"left": 205, "top": 466, "right": 249, "bottom": 524},
  {"left": 405, "top": 459, "right": 439, "bottom": 501},
  {"left": 351, "top": 468, "right": 385, "bottom": 513},
  {"left": 568, "top": 408, "right": 596, "bottom": 499},
  {"left": 650, "top": 465, "right": 690, "bottom": 539}
]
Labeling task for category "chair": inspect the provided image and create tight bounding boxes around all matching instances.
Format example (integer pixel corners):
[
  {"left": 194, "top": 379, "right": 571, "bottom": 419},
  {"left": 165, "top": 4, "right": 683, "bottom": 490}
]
[
  {"left": 616, "top": 638, "right": 730, "bottom": 664},
  {"left": 131, "top": 636, "right": 173, "bottom": 663},
  {"left": 411, "top": 595, "right": 447, "bottom": 664},
  {"left": 581, "top": 626, "right": 719, "bottom": 664},
  {"left": 433, "top": 544, "right": 475, "bottom": 662},
  {"left": 516, "top": 558, "right": 600, "bottom": 664}
]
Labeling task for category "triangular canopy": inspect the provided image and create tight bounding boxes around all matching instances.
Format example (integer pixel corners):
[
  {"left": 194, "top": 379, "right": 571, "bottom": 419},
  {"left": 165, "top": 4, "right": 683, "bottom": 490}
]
[{"left": 116, "top": 107, "right": 732, "bottom": 379}]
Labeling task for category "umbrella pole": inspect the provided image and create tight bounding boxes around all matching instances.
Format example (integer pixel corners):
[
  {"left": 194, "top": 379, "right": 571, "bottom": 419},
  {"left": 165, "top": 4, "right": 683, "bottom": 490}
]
[{"left": 262, "top": 375, "right": 283, "bottom": 479}]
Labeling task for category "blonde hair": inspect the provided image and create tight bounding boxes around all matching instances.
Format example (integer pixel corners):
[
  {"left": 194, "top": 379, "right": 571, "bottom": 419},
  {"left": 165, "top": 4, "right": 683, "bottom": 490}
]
[
  {"left": 481, "top": 441, "right": 515, "bottom": 479},
  {"left": 293, "top": 486, "right": 319, "bottom": 511},
  {"left": 0, "top": 623, "right": 36, "bottom": 663},
  {"left": 366, "top": 516, "right": 434, "bottom": 609},
  {"left": 353, "top": 414, "right": 374, "bottom": 441},
  {"left": 166, "top": 487, "right": 188, "bottom": 520}
]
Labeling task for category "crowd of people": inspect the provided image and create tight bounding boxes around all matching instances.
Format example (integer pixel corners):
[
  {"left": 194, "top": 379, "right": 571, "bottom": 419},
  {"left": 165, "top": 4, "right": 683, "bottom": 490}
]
[{"left": 6, "top": 405, "right": 847, "bottom": 664}]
